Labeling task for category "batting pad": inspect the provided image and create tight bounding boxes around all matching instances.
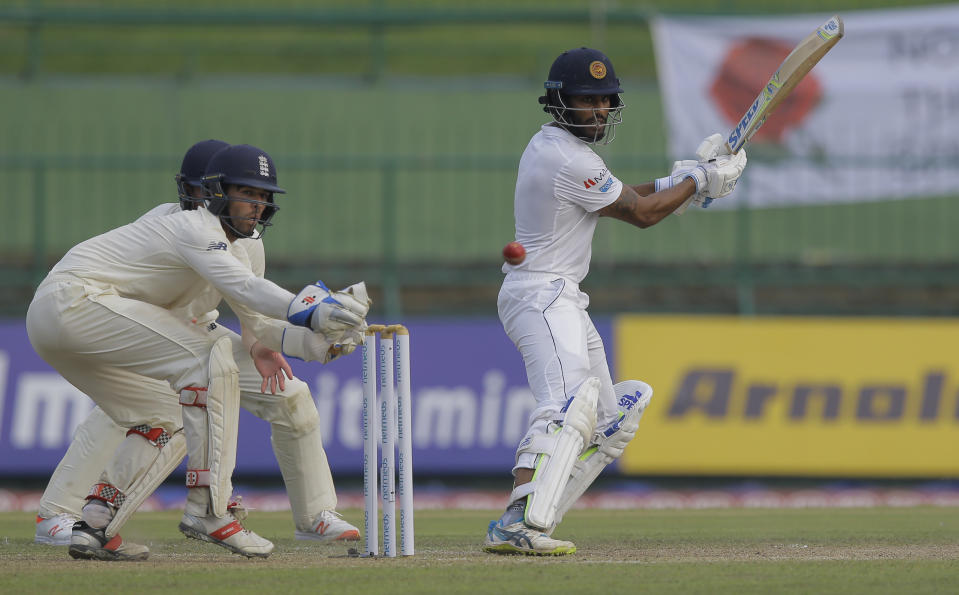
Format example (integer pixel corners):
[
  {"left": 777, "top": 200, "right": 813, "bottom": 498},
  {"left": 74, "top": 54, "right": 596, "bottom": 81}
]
[
  {"left": 525, "top": 377, "right": 599, "bottom": 530},
  {"left": 553, "top": 380, "right": 652, "bottom": 528}
]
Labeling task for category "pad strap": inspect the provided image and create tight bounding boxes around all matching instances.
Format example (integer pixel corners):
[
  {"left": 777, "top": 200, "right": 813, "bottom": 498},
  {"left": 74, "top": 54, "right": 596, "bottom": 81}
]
[
  {"left": 179, "top": 386, "right": 208, "bottom": 407},
  {"left": 508, "top": 482, "right": 537, "bottom": 503},
  {"left": 516, "top": 433, "right": 557, "bottom": 458},
  {"left": 185, "top": 469, "right": 212, "bottom": 487},
  {"left": 86, "top": 482, "right": 126, "bottom": 508},
  {"left": 126, "top": 425, "right": 173, "bottom": 448}
]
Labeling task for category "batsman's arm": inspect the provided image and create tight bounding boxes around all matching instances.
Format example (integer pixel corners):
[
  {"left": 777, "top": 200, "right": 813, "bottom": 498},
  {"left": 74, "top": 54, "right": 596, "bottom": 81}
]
[{"left": 597, "top": 178, "right": 697, "bottom": 228}]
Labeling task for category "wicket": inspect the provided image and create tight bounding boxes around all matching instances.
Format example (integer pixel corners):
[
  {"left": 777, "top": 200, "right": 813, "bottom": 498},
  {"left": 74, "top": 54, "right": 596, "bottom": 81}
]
[{"left": 361, "top": 324, "right": 414, "bottom": 557}]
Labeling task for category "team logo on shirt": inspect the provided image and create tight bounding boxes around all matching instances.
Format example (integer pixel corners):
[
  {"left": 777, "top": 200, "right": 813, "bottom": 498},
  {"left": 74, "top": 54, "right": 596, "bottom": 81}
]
[
  {"left": 582, "top": 168, "right": 610, "bottom": 189},
  {"left": 207, "top": 240, "right": 228, "bottom": 251}
]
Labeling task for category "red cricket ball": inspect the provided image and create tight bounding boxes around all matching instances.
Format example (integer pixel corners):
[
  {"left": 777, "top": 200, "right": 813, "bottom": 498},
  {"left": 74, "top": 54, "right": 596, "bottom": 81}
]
[{"left": 503, "top": 241, "right": 526, "bottom": 265}]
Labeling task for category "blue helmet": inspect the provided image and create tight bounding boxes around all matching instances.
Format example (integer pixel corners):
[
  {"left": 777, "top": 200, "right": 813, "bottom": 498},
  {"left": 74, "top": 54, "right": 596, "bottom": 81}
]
[
  {"left": 175, "top": 139, "right": 229, "bottom": 210},
  {"left": 201, "top": 144, "right": 286, "bottom": 239},
  {"left": 538, "top": 47, "right": 626, "bottom": 144}
]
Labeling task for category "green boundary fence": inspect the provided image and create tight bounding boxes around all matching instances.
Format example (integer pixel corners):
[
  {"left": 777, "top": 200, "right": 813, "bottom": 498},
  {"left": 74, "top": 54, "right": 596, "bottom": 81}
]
[
  {"left": 5, "top": 151, "right": 959, "bottom": 320},
  {"left": 3, "top": 1, "right": 959, "bottom": 319}
]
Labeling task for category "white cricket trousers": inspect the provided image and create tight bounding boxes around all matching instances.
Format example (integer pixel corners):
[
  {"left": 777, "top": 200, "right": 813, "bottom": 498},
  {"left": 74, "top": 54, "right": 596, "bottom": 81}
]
[
  {"left": 497, "top": 272, "right": 619, "bottom": 472},
  {"left": 26, "top": 275, "right": 212, "bottom": 431},
  {"left": 29, "top": 275, "right": 337, "bottom": 529}
]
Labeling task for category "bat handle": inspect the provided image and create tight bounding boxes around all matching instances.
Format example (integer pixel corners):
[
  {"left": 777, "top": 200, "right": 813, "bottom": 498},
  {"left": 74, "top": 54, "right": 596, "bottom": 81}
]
[{"left": 674, "top": 194, "right": 695, "bottom": 216}]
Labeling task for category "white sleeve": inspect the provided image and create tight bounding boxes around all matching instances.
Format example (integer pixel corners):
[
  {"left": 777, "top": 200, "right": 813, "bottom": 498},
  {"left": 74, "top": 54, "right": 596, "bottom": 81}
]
[
  {"left": 135, "top": 202, "right": 180, "bottom": 222},
  {"left": 174, "top": 230, "right": 295, "bottom": 322},
  {"left": 232, "top": 303, "right": 293, "bottom": 352},
  {"left": 228, "top": 239, "right": 290, "bottom": 350},
  {"left": 244, "top": 239, "right": 266, "bottom": 278},
  {"left": 554, "top": 151, "right": 623, "bottom": 212}
]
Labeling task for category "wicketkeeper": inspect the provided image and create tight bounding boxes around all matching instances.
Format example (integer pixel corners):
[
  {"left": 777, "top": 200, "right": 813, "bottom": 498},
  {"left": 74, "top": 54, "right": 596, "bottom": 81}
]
[
  {"left": 34, "top": 140, "right": 364, "bottom": 554},
  {"left": 27, "top": 142, "right": 370, "bottom": 561}
]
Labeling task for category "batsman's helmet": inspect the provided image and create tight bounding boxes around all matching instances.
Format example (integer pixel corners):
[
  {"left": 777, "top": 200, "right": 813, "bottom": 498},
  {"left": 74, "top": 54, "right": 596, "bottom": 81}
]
[
  {"left": 538, "top": 47, "right": 625, "bottom": 144},
  {"left": 201, "top": 144, "right": 286, "bottom": 239},
  {"left": 175, "top": 139, "right": 229, "bottom": 210}
]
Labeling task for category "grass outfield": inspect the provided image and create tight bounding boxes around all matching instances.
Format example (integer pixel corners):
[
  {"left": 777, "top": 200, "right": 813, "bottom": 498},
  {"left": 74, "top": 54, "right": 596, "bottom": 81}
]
[{"left": 1, "top": 508, "right": 957, "bottom": 594}]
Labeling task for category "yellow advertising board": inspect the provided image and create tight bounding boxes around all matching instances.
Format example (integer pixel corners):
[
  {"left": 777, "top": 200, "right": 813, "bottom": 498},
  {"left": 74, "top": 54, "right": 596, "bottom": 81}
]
[{"left": 615, "top": 316, "right": 959, "bottom": 477}]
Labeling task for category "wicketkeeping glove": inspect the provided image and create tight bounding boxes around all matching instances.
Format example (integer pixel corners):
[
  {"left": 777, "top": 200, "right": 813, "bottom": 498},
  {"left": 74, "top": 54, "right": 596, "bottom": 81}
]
[
  {"left": 288, "top": 280, "right": 372, "bottom": 340},
  {"left": 281, "top": 326, "right": 361, "bottom": 363}
]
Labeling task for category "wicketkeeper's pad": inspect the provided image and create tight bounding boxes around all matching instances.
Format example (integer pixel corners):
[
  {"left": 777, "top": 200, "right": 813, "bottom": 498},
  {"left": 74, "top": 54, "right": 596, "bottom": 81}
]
[
  {"left": 180, "top": 335, "right": 241, "bottom": 518},
  {"left": 103, "top": 427, "right": 186, "bottom": 538}
]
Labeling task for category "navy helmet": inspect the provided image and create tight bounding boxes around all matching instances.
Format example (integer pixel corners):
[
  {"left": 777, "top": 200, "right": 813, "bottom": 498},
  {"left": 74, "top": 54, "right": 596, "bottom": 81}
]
[
  {"left": 201, "top": 144, "right": 286, "bottom": 239},
  {"left": 175, "top": 139, "right": 229, "bottom": 210},
  {"left": 538, "top": 47, "right": 626, "bottom": 144}
]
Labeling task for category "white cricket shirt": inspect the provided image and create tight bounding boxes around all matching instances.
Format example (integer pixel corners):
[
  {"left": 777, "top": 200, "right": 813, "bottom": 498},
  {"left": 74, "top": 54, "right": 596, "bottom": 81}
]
[
  {"left": 133, "top": 203, "right": 291, "bottom": 350},
  {"left": 504, "top": 124, "right": 622, "bottom": 283},
  {"left": 50, "top": 207, "right": 294, "bottom": 321}
]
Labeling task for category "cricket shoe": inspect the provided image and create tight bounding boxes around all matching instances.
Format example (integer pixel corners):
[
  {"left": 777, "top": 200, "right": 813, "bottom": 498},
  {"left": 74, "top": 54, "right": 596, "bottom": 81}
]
[
  {"left": 483, "top": 520, "right": 576, "bottom": 556},
  {"left": 295, "top": 510, "right": 360, "bottom": 542},
  {"left": 35, "top": 513, "right": 78, "bottom": 545},
  {"left": 68, "top": 521, "right": 149, "bottom": 561},
  {"left": 178, "top": 498, "right": 274, "bottom": 558}
]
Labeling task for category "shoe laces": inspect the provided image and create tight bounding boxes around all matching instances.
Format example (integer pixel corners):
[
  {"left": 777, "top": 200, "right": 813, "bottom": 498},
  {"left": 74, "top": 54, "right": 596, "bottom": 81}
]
[
  {"left": 227, "top": 495, "right": 249, "bottom": 522},
  {"left": 317, "top": 509, "right": 344, "bottom": 523},
  {"left": 311, "top": 509, "right": 346, "bottom": 533}
]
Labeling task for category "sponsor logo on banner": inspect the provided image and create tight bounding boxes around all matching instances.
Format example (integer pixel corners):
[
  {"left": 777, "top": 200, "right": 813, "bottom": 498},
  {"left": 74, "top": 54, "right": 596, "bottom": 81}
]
[
  {"left": 713, "top": 39, "right": 820, "bottom": 147},
  {"left": 652, "top": 6, "right": 959, "bottom": 207},
  {"left": 8, "top": 371, "right": 95, "bottom": 449},
  {"left": 0, "top": 319, "right": 615, "bottom": 475},
  {"left": 615, "top": 315, "right": 959, "bottom": 477}
]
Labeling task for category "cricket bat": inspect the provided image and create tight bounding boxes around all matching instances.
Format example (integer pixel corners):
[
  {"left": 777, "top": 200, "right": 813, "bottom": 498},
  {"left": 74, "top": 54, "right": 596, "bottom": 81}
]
[{"left": 675, "top": 14, "right": 844, "bottom": 214}]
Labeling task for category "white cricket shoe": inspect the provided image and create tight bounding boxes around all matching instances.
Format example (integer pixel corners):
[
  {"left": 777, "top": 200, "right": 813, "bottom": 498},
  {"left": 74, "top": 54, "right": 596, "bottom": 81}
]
[
  {"left": 483, "top": 521, "right": 576, "bottom": 556},
  {"left": 68, "top": 521, "right": 149, "bottom": 561},
  {"left": 178, "top": 498, "right": 274, "bottom": 558},
  {"left": 35, "top": 513, "right": 78, "bottom": 546},
  {"left": 294, "top": 510, "right": 360, "bottom": 542}
]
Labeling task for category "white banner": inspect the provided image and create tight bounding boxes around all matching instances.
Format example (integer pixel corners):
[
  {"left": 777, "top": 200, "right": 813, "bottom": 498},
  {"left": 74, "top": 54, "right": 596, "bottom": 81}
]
[{"left": 652, "top": 5, "right": 959, "bottom": 208}]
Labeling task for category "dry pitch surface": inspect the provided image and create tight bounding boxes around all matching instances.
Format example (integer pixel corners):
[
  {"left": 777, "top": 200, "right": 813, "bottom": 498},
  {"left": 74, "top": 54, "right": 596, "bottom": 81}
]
[{"left": 1, "top": 508, "right": 956, "bottom": 594}]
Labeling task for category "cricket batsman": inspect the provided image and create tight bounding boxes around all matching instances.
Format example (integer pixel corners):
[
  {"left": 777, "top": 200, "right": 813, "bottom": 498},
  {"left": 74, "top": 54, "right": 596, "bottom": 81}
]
[{"left": 485, "top": 47, "right": 747, "bottom": 555}]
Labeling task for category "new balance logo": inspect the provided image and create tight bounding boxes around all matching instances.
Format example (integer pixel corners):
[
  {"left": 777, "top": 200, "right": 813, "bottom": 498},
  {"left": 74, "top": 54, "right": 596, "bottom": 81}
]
[{"left": 207, "top": 241, "right": 227, "bottom": 251}]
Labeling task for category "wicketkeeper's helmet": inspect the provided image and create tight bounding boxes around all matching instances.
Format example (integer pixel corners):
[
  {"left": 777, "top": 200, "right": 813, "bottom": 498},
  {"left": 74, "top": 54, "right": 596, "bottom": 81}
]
[
  {"left": 175, "top": 139, "right": 229, "bottom": 210},
  {"left": 201, "top": 144, "right": 286, "bottom": 239},
  {"left": 539, "top": 47, "right": 626, "bottom": 144}
]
